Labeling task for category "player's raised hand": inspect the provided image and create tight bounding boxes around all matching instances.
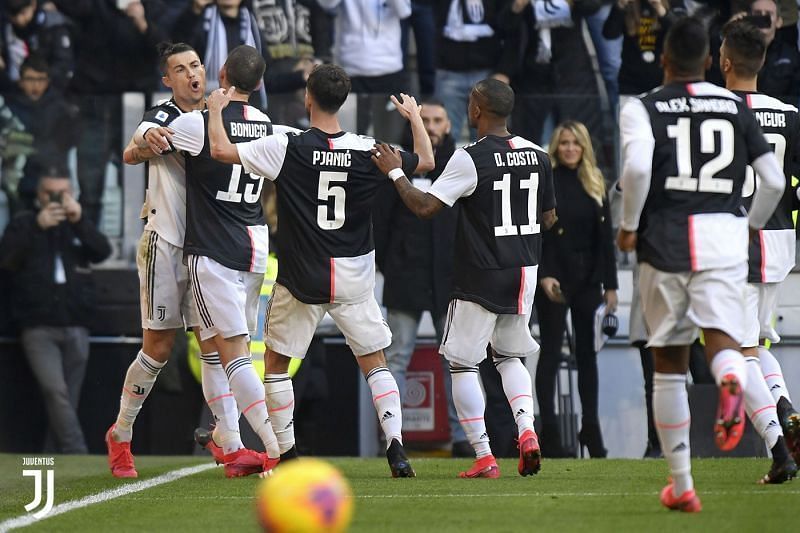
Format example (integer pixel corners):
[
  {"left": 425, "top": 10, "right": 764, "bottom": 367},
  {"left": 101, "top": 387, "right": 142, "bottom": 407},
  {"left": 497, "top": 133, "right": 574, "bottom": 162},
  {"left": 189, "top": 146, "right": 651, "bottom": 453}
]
[
  {"left": 143, "top": 126, "right": 174, "bottom": 154},
  {"left": 371, "top": 143, "right": 403, "bottom": 175},
  {"left": 208, "top": 87, "right": 234, "bottom": 113},
  {"left": 616, "top": 228, "right": 637, "bottom": 252},
  {"left": 391, "top": 93, "right": 421, "bottom": 122}
]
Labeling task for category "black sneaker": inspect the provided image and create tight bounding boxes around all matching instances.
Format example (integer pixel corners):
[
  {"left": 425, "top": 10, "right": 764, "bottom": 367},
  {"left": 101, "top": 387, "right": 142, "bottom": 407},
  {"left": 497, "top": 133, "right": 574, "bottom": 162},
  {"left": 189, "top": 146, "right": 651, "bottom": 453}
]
[
  {"left": 280, "top": 445, "right": 299, "bottom": 463},
  {"left": 759, "top": 454, "right": 798, "bottom": 484},
  {"left": 777, "top": 398, "right": 800, "bottom": 466},
  {"left": 386, "top": 439, "right": 415, "bottom": 478}
]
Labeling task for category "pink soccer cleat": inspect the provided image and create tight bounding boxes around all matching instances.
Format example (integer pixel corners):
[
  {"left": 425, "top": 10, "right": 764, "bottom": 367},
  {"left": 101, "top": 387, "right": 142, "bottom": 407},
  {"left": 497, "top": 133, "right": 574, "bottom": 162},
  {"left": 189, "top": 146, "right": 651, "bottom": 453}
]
[
  {"left": 660, "top": 483, "right": 702, "bottom": 513},
  {"left": 223, "top": 448, "right": 270, "bottom": 478},
  {"left": 459, "top": 455, "right": 500, "bottom": 479},
  {"left": 105, "top": 424, "right": 138, "bottom": 478},
  {"left": 714, "top": 374, "right": 745, "bottom": 451},
  {"left": 518, "top": 429, "right": 542, "bottom": 476}
]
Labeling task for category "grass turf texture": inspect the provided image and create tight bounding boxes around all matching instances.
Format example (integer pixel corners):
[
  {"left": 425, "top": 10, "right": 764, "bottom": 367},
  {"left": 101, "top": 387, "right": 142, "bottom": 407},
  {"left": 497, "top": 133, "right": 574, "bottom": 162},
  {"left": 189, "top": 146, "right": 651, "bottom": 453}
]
[{"left": 0, "top": 455, "right": 796, "bottom": 532}]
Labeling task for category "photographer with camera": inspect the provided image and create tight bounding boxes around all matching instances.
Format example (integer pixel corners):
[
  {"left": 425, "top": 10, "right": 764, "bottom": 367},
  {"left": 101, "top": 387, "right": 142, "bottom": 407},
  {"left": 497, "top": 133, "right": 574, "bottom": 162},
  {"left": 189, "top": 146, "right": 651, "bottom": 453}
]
[{"left": 0, "top": 166, "right": 111, "bottom": 453}]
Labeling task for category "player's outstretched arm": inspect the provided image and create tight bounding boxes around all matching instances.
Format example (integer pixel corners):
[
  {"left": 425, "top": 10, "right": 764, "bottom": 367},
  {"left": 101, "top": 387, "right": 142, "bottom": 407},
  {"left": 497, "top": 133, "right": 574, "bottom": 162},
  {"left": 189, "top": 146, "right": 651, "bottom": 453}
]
[
  {"left": 372, "top": 143, "right": 445, "bottom": 219},
  {"left": 391, "top": 93, "right": 435, "bottom": 174},
  {"left": 123, "top": 137, "right": 158, "bottom": 165},
  {"left": 207, "top": 87, "right": 242, "bottom": 164}
]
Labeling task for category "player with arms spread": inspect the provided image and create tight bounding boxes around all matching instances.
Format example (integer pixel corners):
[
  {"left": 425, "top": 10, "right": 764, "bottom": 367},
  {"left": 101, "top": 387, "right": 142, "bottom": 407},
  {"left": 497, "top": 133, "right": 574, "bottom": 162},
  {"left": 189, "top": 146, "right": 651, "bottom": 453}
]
[
  {"left": 617, "top": 17, "right": 785, "bottom": 512},
  {"left": 720, "top": 19, "right": 799, "bottom": 483},
  {"left": 107, "top": 42, "right": 253, "bottom": 479},
  {"left": 372, "top": 79, "right": 557, "bottom": 479},
  {"left": 206, "top": 64, "right": 435, "bottom": 477},
  {"left": 143, "top": 45, "right": 293, "bottom": 476}
]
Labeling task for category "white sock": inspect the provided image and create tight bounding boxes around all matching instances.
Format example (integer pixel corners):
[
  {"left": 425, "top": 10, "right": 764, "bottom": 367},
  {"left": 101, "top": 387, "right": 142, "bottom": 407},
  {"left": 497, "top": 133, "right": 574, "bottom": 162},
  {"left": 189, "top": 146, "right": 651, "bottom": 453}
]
[
  {"left": 744, "top": 356, "right": 782, "bottom": 449},
  {"left": 264, "top": 372, "right": 295, "bottom": 454},
  {"left": 225, "top": 356, "right": 279, "bottom": 458},
  {"left": 114, "top": 350, "right": 166, "bottom": 442},
  {"left": 494, "top": 356, "right": 535, "bottom": 436},
  {"left": 653, "top": 372, "right": 693, "bottom": 496},
  {"left": 450, "top": 364, "right": 492, "bottom": 458},
  {"left": 758, "top": 347, "right": 792, "bottom": 404},
  {"left": 710, "top": 349, "right": 748, "bottom": 390},
  {"left": 366, "top": 367, "right": 403, "bottom": 447},
  {"left": 201, "top": 352, "right": 243, "bottom": 455}
]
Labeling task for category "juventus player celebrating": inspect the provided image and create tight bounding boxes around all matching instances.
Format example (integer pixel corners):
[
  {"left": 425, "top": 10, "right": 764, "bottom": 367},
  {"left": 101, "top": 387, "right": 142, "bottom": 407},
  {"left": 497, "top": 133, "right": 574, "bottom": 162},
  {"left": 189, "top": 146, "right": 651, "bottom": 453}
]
[
  {"left": 618, "top": 18, "right": 785, "bottom": 512},
  {"left": 373, "top": 79, "right": 556, "bottom": 479},
  {"left": 146, "top": 45, "right": 291, "bottom": 476},
  {"left": 721, "top": 20, "right": 800, "bottom": 479},
  {"left": 206, "top": 64, "right": 434, "bottom": 477},
  {"left": 107, "top": 43, "right": 250, "bottom": 479}
]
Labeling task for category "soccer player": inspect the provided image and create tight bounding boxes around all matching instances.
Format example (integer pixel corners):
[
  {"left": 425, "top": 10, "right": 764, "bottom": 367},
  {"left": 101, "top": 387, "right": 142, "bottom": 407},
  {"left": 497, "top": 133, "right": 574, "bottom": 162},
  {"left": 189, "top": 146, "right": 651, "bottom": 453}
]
[
  {"left": 205, "top": 64, "right": 435, "bottom": 477},
  {"left": 140, "top": 45, "right": 295, "bottom": 476},
  {"left": 721, "top": 20, "right": 800, "bottom": 479},
  {"left": 617, "top": 17, "right": 785, "bottom": 512},
  {"left": 372, "top": 78, "right": 556, "bottom": 479},
  {"left": 107, "top": 42, "right": 252, "bottom": 479}
]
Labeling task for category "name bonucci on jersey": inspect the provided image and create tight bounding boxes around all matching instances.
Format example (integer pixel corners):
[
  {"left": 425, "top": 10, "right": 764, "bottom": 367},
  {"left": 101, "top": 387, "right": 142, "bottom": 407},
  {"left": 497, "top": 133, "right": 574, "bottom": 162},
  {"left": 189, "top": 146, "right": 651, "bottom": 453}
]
[{"left": 134, "top": 99, "right": 188, "bottom": 248}]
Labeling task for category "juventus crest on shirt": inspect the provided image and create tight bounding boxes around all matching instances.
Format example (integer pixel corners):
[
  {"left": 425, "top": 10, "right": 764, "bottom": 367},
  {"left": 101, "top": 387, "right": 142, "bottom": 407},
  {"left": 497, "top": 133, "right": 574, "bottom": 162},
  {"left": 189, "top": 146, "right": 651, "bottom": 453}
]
[
  {"left": 620, "top": 82, "right": 773, "bottom": 273},
  {"left": 168, "top": 101, "right": 276, "bottom": 273},
  {"left": 735, "top": 91, "right": 800, "bottom": 283},
  {"left": 428, "top": 135, "right": 555, "bottom": 314},
  {"left": 237, "top": 127, "right": 419, "bottom": 304}
]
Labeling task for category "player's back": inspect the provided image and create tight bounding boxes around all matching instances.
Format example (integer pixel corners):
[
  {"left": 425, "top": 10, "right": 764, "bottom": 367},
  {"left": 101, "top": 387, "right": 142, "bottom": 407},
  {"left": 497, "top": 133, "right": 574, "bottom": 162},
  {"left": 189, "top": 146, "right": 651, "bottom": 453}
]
[
  {"left": 628, "top": 81, "right": 772, "bottom": 272},
  {"left": 180, "top": 101, "right": 273, "bottom": 273},
  {"left": 137, "top": 98, "right": 188, "bottom": 248},
  {"left": 271, "top": 128, "right": 418, "bottom": 305},
  {"left": 739, "top": 91, "right": 799, "bottom": 282}
]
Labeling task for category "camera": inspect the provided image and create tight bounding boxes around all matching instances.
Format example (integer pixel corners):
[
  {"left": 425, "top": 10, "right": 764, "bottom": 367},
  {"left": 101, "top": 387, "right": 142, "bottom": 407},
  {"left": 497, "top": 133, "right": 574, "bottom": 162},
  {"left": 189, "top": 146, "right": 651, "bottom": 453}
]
[
  {"left": 48, "top": 191, "right": 63, "bottom": 204},
  {"left": 745, "top": 13, "right": 772, "bottom": 29}
]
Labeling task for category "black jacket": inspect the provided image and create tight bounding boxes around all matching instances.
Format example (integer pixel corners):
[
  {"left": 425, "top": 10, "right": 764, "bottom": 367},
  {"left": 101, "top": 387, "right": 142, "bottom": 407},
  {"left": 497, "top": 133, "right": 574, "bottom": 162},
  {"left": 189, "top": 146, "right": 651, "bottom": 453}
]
[
  {"left": 758, "top": 39, "right": 800, "bottom": 104},
  {"left": 374, "top": 135, "right": 457, "bottom": 317},
  {"left": 0, "top": 210, "right": 112, "bottom": 329},
  {"left": 539, "top": 166, "right": 617, "bottom": 298},
  {"left": 435, "top": 0, "right": 504, "bottom": 72}
]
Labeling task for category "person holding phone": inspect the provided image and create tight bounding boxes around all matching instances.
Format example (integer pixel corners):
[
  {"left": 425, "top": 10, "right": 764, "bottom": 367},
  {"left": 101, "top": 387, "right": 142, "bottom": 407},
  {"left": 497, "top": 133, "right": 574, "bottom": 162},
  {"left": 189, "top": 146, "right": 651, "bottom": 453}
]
[
  {"left": 535, "top": 120, "right": 618, "bottom": 459},
  {"left": 0, "top": 166, "right": 112, "bottom": 453}
]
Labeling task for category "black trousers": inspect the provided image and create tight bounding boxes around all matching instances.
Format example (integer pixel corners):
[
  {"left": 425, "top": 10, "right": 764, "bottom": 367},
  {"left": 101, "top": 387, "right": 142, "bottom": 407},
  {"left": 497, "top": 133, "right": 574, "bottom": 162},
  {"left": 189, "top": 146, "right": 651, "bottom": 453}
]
[{"left": 535, "top": 284, "right": 603, "bottom": 427}]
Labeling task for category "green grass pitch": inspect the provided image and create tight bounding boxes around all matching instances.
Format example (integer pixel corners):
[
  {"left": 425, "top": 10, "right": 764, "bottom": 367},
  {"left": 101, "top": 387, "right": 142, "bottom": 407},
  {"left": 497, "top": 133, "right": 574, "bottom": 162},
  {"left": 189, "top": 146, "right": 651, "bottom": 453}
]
[{"left": 0, "top": 454, "right": 796, "bottom": 532}]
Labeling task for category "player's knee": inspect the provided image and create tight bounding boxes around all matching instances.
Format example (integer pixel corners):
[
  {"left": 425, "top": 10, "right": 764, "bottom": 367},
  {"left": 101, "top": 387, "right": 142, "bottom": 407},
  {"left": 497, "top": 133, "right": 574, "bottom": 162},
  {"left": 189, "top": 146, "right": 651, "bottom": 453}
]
[
  {"left": 142, "top": 329, "right": 176, "bottom": 362},
  {"left": 265, "top": 350, "right": 292, "bottom": 373}
]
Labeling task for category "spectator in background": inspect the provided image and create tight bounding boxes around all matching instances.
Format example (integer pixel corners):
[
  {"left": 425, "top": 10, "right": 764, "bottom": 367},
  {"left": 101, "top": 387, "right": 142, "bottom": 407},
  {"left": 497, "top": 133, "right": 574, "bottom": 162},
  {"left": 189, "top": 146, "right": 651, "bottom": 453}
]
[
  {"left": 401, "top": 1, "right": 437, "bottom": 96},
  {"left": 747, "top": 0, "right": 800, "bottom": 103},
  {"left": 585, "top": 0, "right": 623, "bottom": 112},
  {"left": 536, "top": 121, "right": 617, "bottom": 458},
  {"left": 373, "top": 99, "right": 471, "bottom": 457},
  {"left": 174, "top": 0, "right": 310, "bottom": 110},
  {"left": 53, "top": 0, "right": 167, "bottom": 227},
  {"left": 498, "top": 0, "right": 603, "bottom": 147},
  {"left": 0, "top": 168, "right": 112, "bottom": 453},
  {"left": 603, "top": 0, "right": 686, "bottom": 98},
  {"left": 435, "top": 0, "right": 503, "bottom": 141},
  {"left": 0, "top": 0, "right": 74, "bottom": 93},
  {"left": 6, "top": 55, "right": 79, "bottom": 211}
]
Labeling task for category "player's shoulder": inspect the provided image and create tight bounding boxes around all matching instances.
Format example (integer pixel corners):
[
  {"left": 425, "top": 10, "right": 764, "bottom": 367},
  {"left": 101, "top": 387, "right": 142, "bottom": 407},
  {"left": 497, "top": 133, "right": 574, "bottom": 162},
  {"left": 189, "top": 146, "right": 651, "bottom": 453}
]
[
  {"left": 507, "top": 136, "right": 546, "bottom": 153},
  {"left": 142, "top": 98, "right": 183, "bottom": 125},
  {"left": 745, "top": 92, "right": 799, "bottom": 114},
  {"left": 242, "top": 105, "right": 272, "bottom": 123},
  {"left": 685, "top": 82, "right": 741, "bottom": 101},
  {"left": 328, "top": 132, "right": 375, "bottom": 152}
]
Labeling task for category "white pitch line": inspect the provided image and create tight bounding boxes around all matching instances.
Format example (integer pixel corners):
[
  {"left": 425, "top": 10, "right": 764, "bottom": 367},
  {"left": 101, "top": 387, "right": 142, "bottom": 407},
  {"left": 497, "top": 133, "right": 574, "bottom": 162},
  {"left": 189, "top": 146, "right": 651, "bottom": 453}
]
[{"left": 0, "top": 463, "right": 216, "bottom": 533}]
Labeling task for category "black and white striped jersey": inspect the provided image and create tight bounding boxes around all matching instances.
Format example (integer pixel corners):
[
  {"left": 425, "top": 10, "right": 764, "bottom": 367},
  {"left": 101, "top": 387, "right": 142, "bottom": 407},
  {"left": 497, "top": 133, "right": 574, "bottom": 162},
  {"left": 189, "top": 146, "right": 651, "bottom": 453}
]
[
  {"left": 428, "top": 135, "right": 555, "bottom": 314},
  {"left": 736, "top": 91, "right": 800, "bottom": 283},
  {"left": 237, "top": 127, "right": 419, "bottom": 304},
  {"left": 168, "top": 101, "right": 278, "bottom": 273},
  {"left": 620, "top": 82, "right": 776, "bottom": 273}
]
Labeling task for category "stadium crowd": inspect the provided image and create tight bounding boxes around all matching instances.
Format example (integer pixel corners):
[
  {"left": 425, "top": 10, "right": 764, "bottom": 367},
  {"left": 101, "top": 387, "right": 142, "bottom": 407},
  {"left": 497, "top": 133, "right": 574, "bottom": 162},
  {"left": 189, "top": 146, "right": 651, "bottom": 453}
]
[{"left": 0, "top": 0, "right": 800, "bottom": 507}]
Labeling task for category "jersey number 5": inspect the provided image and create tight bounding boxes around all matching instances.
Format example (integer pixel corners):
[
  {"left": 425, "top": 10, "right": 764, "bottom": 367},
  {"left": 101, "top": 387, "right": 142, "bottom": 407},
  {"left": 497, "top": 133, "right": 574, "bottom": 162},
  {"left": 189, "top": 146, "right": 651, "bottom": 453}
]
[
  {"left": 317, "top": 171, "right": 347, "bottom": 230},
  {"left": 664, "top": 118, "right": 734, "bottom": 193},
  {"left": 493, "top": 172, "right": 540, "bottom": 237},
  {"left": 216, "top": 164, "right": 264, "bottom": 203}
]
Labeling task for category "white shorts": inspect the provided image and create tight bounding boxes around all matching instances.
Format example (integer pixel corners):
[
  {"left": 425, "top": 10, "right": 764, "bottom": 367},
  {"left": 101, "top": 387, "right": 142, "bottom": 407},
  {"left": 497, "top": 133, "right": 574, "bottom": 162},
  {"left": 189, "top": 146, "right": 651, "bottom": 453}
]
[
  {"left": 265, "top": 283, "right": 391, "bottom": 357},
  {"left": 439, "top": 299, "right": 540, "bottom": 367},
  {"left": 638, "top": 261, "right": 747, "bottom": 348},
  {"left": 188, "top": 255, "right": 264, "bottom": 341},
  {"left": 137, "top": 230, "right": 199, "bottom": 330},
  {"left": 742, "top": 282, "right": 780, "bottom": 347}
]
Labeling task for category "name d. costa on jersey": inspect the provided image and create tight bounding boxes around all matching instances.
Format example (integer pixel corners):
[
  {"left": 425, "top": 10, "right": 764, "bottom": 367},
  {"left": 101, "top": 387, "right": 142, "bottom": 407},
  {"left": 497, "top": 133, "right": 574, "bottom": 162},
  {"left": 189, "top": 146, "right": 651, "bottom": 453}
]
[{"left": 494, "top": 151, "right": 539, "bottom": 167}]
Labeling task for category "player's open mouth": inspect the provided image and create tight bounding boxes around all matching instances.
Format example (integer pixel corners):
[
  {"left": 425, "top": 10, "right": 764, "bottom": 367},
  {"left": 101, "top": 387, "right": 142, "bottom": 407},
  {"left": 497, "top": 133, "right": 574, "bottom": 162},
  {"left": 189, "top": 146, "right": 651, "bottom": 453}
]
[{"left": 191, "top": 81, "right": 200, "bottom": 91}]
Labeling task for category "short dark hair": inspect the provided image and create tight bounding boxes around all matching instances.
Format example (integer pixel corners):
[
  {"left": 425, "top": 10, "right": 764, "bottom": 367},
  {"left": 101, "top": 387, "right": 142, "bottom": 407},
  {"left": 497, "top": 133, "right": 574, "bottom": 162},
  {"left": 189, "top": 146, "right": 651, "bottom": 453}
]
[
  {"left": 157, "top": 42, "right": 199, "bottom": 75},
  {"left": 722, "top": 20, "right": 767, "bottom": 77},
  {"left": 472, "top": 79, "right": 515, "bottom": 118},
  {"left": 306, "top": 64, "right": 351, "bottom": 113},
  {"left": 4, "top": 0, "right": 34, "bottom": 16},
  {"left": 20, "top": 54, "right": 48, "bottom": 76},
  {"left": 420, "top": 97, "right": 447, "bottom": 111},
  {"left": 663, "top": 17, "right": 710, "bottom": 76},
  {"left": 224, "top": 45, "right": 266, "bottom": 93}
]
